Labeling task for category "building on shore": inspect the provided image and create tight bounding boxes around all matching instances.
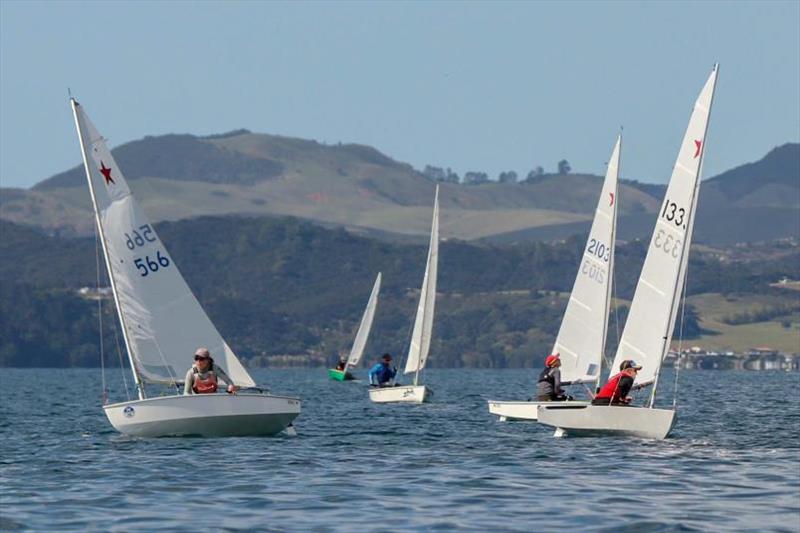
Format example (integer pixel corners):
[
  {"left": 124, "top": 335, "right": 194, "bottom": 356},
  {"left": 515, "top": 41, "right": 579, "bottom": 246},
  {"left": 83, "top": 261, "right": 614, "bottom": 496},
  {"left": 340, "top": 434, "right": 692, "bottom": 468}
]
[{"left": 665, "top": 346, "right": 800, "bottom": 371}]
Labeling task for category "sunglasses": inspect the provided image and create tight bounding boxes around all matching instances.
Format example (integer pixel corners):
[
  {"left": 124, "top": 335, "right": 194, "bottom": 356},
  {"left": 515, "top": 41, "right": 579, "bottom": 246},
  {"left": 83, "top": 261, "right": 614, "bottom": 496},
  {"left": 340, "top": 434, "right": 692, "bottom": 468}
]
[{"left": 195, "top": 356, "right": 210, "bottom": 361}]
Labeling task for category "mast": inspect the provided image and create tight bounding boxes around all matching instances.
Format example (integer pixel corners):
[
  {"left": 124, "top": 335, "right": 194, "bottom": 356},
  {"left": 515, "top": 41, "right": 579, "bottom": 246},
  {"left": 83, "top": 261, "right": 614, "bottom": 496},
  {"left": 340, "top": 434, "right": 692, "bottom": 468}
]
[
  {"left": 649, "top": 64, "right": 718, "bottom": 407},
  {"left": 599, "top": 133, "right": 621, "bottom": 391},
  {"left": 71, "top": 99, "right": 144, "bottom": 399},
  {"left": 411, "top": 184, "right": 439, "bottom": 387}
]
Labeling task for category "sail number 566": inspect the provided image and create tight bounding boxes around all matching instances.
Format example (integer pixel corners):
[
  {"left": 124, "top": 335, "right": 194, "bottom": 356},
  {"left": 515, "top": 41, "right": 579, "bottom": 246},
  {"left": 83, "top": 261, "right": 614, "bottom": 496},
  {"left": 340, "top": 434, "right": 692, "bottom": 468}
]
[
  {"left": 125, "top": 225, "right": 157, "bottom": 250},
  {"left": 133, "top": 251, "right": 170, "bottom": 277}
]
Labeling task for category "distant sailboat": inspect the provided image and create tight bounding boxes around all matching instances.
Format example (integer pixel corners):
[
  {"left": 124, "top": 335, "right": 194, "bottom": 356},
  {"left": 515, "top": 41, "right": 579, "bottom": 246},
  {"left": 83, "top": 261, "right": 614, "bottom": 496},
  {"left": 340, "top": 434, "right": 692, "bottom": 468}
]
[
  {"left": 370, "top": 186, "right": 439, "bottom": 403},
  {"left": 329, "top": 273, "right": 382, "bottom": 381},
  {"left": 71, "top": 99, "right": 301, "bottom": 437},
  {"left": 488, "top": 136, "right": 621, "bottom": 421},
  {"left": 539, "top": 64, "right": 719, "bottom": 439}
]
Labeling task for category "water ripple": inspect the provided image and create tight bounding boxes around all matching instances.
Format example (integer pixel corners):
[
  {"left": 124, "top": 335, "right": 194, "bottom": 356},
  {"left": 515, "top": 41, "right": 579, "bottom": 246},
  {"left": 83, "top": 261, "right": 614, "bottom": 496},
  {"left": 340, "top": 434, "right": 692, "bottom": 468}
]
[{"left": 1, "top": 368, "right": 799, "bottom": 531}]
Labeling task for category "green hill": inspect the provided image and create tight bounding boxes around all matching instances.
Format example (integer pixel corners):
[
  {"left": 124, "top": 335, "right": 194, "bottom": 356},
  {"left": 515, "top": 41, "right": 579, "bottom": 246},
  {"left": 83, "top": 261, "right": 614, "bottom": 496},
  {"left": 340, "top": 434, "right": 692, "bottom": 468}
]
[{"left": 2, "top": 216, "right": 798, "bottom": 368}]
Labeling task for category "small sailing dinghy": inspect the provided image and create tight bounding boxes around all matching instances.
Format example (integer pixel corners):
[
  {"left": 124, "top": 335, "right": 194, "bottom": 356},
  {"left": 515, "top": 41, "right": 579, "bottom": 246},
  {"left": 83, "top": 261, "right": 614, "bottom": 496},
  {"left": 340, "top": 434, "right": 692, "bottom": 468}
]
[
  {"left": 329, "top": 273, "right": 382, "bottom": 381},
  {"left": 370, "top": 186, "right": 439, "bottom": 403},
  {"left": 538, "top": 64, "right": 719, "bottom": 440},
  {"left": 488, "top": 135, "right": 621, "bottom": 421},
  {"left": 71, "top": 99, "right": 301, "bottom": 437}
]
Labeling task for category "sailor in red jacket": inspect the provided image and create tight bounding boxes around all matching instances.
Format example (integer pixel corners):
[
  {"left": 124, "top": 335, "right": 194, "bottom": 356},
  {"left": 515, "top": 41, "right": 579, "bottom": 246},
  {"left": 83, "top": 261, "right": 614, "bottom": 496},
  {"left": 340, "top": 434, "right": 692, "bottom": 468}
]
[{"left": 592, "top": 360, "right": 642, "bottom": 405}]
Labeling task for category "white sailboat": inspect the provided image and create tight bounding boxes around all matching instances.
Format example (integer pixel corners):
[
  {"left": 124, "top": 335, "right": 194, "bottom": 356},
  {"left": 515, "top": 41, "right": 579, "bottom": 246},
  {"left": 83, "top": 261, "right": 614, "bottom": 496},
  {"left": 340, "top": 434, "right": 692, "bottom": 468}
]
[
  {"left": 370, "top": 186, "right": 439, "bottom": 403},
  {"left": 539, "top": 64, "right": 719, "bottom": 439},
  {"left": 488, "top": 136, "right": 621, "bottom": 421},
  {"left": 329, "top": 273, "right": 382, "bottom": 381},
  {"left": 71, "top": 99, "right": 301, "bottom": 437}
]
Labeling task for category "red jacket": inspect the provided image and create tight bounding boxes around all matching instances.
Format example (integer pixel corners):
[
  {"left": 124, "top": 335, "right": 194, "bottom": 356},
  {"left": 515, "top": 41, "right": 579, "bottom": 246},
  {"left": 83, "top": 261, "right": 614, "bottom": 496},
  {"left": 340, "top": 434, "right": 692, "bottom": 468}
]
[{"left": 595, "top": 372, "right": 633, "bottom": 404}]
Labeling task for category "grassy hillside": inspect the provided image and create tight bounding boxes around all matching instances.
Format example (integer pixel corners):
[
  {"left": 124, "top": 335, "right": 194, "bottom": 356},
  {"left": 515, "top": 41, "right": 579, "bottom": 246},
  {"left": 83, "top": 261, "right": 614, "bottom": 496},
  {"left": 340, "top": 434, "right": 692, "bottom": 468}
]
[
  {"left": 687, "top": 293, "right": 800, "bottom": 354},
  {"left": 6, "top": 131, "right": 796, "bottom": 244}
]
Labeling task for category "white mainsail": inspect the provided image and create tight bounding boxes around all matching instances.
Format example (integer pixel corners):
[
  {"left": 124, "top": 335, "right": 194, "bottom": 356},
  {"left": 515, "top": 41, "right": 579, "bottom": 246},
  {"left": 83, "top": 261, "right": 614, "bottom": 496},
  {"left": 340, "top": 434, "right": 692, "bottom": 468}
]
[
  {"left": 611, "top": 65, "right": 719, "bottom": 386},
  {"left": 552, "top": 135, "right": 620, "bottom": 384},
  {"left": 346, "top": 272, "right": 382, "bottom": 368},
  {"left": 71, "top": 100, "right": 256, "bottom": 389},
  {"left": 404, "top": 186, "right": 439, "bottom": 378}
]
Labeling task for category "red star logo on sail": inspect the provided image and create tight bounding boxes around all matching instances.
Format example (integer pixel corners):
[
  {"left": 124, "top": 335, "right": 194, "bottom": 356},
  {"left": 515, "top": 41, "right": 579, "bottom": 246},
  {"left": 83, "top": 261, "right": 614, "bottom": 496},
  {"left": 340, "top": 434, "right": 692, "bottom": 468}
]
[
  {"left": 609, "top": 192, "right": 615, "bottom": 206},
  {"left": 693, "top": 140, "right": 702, "bottom": 158},
  {"left": 99, "top": 161, "right": 115, "bottom": 185}
]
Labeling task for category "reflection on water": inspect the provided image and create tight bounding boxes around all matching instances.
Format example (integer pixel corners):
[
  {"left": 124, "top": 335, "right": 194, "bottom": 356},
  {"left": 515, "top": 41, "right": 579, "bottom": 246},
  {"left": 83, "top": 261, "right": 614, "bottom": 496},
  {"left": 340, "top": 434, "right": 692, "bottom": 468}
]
[{"left": 1, "top": 368, "right": 798, "bottom": 531}]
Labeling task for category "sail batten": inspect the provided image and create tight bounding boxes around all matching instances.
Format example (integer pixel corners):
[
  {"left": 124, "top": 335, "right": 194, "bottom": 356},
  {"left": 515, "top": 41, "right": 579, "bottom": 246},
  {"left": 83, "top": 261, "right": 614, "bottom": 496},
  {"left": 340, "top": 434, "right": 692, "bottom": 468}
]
[
  {"left": 551, "top": 136, "right": 620, "bottom": 384},
  {"left": 72, "top": 101, "right": 256, "bottom": 389},
  {"left": 610, "top": 65, "right": 718, "bottom": 386}
]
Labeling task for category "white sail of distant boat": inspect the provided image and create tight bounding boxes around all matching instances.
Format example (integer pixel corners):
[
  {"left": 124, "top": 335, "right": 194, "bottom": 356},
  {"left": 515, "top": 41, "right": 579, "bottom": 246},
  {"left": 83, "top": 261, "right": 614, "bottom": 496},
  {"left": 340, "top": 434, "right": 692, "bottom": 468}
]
[
  {"left": 539, "top": 64, "right": 719, "bottom": 439},
  {"left": 329, "top": 272, "right": 381, "bottom": 381},
  {"left": 72, "top": 99, "right": 300, "bottom": 437},
  {"left": 488, "top": 136, "right": 620, "bottom": 421},
  {"left": 370, "top": 185, "right": 439, "bottom": 403},
  {"left": 347, "top": 272, "right": 382, "bottom": 368},
  {"left": 404, "top": 186, "right": 439, "bottom": 381}
]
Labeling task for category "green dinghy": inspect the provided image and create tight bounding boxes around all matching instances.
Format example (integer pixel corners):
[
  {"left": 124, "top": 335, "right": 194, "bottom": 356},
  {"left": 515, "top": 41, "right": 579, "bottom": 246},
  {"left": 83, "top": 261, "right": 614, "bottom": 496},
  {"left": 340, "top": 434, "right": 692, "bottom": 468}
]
[
  {"left": 329, "top": 273, "right": 382, "bottom": 383},
  {"left": 328, "top": 368, "right": 355, "bottom": 381}
]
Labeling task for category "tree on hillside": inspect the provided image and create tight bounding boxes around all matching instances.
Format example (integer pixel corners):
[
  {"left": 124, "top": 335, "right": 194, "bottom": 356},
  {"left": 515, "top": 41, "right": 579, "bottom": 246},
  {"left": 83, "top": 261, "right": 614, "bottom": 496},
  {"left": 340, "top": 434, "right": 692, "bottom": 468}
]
[
  {"left": 498, "top": 171, "right": 518, "bottom": 184},
  {"left": 525, "top": 166, "right": 545, "bottom": 183},
  {"left": 423, "top": 165, "right": 459, "bottom": 183},
  {"left": 445, "top": 168, "right": 460, "bottom": 183},
  {"left": 557, "top": 160, "right": 571, "bottom": 174},
  {"left": 463, "top": 171, "right": 489, "bottom": 185},
  {"left": 423, "top": 165, "right": 446, "bottom": 182}
]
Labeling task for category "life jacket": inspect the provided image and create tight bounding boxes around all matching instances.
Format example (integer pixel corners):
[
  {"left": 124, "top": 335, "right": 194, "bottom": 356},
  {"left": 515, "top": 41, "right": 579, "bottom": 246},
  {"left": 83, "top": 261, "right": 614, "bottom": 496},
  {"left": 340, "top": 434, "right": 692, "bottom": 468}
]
[
  {"left": 595, "top": 372, "right": 624, "bottom": 402},
  {"left": 192, "top": 370, "right": 218, "bottom": 394},
  {"left": 538, "top": 367, "right": 556, "bottom": 385}
]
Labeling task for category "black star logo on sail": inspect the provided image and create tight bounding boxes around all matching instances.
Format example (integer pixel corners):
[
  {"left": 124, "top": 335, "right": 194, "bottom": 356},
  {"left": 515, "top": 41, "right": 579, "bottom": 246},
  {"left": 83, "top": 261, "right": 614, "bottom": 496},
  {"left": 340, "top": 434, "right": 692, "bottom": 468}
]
[{"left": 99, "top": 161, "right": 115, "bottom": 185}]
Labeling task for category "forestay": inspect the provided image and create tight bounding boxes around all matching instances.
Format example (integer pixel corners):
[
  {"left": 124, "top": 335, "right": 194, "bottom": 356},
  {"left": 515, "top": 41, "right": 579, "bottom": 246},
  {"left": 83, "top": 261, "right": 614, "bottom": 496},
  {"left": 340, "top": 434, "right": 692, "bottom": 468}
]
[
  {"left": 346, "top": 272, "right": 382, "bottom": 368},
  {"left": 72, "top": 101, "right": 256, "bottom": 388},
  {"left": 611, "top": 66, "right": 719, "bottom": 386},
  {"left": 552, "top": 136, "right": 620, "bottom": 384},
  {"left": 404, "top": 186, "right": 439, "bottom": 376}
]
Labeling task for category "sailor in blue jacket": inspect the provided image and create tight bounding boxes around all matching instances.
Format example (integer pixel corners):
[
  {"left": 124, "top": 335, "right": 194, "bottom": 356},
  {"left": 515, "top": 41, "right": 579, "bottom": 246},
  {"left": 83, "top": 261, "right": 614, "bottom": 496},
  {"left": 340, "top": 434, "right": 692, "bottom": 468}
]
[{"left": 368, "top": 353, "right": 397, "bottom": 387}]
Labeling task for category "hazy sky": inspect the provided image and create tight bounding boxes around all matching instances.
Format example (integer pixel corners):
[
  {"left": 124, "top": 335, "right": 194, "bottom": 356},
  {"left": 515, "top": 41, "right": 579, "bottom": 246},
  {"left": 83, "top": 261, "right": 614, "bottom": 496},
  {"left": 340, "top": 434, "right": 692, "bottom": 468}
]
[{"left": 1, "top": 1, "right": 798, "bottom": 188}]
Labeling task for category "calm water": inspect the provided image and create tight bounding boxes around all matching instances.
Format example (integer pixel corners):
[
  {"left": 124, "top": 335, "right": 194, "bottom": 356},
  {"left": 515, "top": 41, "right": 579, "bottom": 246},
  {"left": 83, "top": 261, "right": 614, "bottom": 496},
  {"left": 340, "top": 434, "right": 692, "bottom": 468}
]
[{"left": 1, "top": 368, "right": 799, "bottom": 531}]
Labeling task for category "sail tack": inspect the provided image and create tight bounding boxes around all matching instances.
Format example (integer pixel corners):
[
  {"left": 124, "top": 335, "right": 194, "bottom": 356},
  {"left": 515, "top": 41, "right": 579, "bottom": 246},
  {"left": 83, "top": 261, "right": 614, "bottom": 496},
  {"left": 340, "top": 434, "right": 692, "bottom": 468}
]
[
  {"left": 346, "top": 273, "right": 382, "bottom": 368},
  {"left": 611, "top": 65, "right": 719, "bottom": 386},
  {"left": 552, "top": 136, "right": 620, "bottom": 384},
  {"left": 404, "top": 186, "right": 439, "bottom": 375},
  {"left": 72, "top": 101, "right": 256, "bottom": 388}
]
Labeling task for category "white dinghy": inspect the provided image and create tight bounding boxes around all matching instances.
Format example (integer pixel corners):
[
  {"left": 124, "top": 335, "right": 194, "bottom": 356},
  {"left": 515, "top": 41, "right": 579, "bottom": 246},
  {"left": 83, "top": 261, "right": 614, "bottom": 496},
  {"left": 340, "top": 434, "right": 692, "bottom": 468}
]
[
  {"left": 370, "top": 187, "right": 439, "bottom": 404},
  {"left": 71, "top": 99, "right": 301, "bottom": 437},
  {"left": 539, "top": 64, "right": 720, "bottom": 439},
  {"left": 329, "top": 273, "right": 382, "bottom": 381},
  {"left": 489, "top": 136, "right": 621, "bottom": 421}
]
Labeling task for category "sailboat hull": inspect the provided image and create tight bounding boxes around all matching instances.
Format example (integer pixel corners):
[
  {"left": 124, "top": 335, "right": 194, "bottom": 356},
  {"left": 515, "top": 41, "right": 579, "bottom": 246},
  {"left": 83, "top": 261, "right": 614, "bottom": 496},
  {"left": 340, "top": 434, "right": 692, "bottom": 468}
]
[
  {"left": 487, "top": 400, "right": 590, "bottom": 421},
  {"left": 537, "top": 404, "right": 676, "bottom": 440},
  {"left": 369, "top": 385, "right": 429, "bottom": 404},
  {"left": 328, "top": 369, "right": 355, "bottom": 381},
  {"left": 104, "top": 393, "right": 301, "bottom": 437}
]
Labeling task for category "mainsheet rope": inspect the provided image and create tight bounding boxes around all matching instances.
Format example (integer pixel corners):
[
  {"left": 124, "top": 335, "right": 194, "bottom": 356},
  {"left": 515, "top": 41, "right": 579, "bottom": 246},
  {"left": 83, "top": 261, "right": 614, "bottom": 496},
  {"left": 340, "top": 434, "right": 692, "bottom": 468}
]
[{"left": 94, "top": 222, "right": 107, "bottom": 405}]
